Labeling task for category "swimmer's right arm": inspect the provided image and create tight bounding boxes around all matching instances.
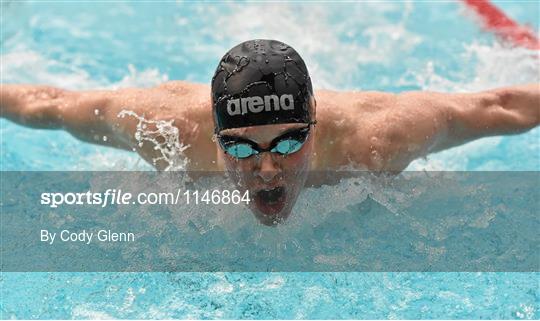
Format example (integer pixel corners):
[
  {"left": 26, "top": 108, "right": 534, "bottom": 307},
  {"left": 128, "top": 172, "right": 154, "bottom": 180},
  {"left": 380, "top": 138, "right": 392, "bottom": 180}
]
[
  {"left": 1, "top": 84, "right": 143, "bottom": 149},
  {"left": 1, "top": 82, "right": 215, "bottom": 169}
]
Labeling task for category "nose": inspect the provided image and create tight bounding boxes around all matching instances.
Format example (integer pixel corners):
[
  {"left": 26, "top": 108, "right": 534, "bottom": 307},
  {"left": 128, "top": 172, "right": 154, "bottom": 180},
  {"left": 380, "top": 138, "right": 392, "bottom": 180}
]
[{"left": 256, "top": 152, "right": 280, "bottom": 183}]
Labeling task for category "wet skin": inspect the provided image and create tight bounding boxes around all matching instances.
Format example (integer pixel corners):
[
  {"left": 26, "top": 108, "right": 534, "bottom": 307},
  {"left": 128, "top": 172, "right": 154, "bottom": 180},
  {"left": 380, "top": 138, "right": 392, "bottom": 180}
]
[
  {"left": 218, "top": 123, "right": 314, "bottom": 225},
  {"left": 1, "top": 82, "right": 539, "bottom": 224}
]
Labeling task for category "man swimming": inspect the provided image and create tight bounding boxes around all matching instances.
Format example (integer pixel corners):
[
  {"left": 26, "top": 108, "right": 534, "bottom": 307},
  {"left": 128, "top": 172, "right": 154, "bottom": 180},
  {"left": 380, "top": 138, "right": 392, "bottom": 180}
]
[{"left": 2, "top": 39, "right": 539, "bottom": 225}]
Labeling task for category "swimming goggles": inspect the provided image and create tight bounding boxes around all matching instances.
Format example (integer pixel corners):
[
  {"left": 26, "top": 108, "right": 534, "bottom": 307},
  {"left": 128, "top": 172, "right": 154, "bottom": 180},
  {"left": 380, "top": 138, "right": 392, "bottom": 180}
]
[{"left": 217, "top": 123, "right": 315, "bottom": 159}]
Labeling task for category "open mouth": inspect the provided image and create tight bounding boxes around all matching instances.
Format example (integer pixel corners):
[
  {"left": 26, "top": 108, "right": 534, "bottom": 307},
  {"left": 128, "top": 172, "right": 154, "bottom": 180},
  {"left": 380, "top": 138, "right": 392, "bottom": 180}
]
[{"left": 254, "top": 186, "right": 286, "bottom": 216}]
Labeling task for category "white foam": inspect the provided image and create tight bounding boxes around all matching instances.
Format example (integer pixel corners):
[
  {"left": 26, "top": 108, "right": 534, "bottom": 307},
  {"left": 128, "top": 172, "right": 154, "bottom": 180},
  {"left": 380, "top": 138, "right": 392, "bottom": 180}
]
[
  {"left": 72, "top": 305, "right": 114, "bottom": 319},
  {"left": 404, "top": 42, "right": 540, "bottom": 92},
  {"left": 111, "top": 64, "right": 169, "bottom": 89},
  {"left": 117, "top": 110, "right": 189, "bottom": 171},
  {"left": 1, "top": 50, "right": 103, "bottom": 89},
  {"left": 214, "top": 2, "right": 421, "bottom": 90}
]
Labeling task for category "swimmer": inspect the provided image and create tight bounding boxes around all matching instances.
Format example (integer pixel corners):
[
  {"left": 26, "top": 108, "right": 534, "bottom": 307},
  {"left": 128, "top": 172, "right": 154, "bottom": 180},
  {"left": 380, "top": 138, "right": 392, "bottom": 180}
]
[{"left": 2, "top": 39, "right": 539, "bottom": 225}]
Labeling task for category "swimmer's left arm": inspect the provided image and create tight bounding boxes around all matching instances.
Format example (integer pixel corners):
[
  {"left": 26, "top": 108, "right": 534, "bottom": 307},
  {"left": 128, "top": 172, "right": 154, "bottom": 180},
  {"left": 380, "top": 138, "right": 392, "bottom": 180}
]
[
  {"left": 441, "top": 83, "right": 539, "bottom": 148},
  {"left": 340, "top": 84, "right": 539, "bottom": 171}
]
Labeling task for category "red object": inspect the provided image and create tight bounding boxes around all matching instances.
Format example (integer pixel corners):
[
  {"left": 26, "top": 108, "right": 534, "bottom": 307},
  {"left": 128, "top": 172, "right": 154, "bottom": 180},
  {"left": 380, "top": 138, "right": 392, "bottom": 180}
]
[{"left": 462, "top": 0, "right": 540, "bottom": 49}]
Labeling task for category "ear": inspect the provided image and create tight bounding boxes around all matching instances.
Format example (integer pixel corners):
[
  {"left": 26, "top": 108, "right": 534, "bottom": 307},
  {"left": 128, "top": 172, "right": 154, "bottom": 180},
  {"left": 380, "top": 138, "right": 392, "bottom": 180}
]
[
  {"left": 210, "top": 97, "right": 218, "bottom": 131},
  {"left": 309, "top": 95, "right": 317, "bottom": 120},
  {"left": 216, "top": 145, "right": 225, "bottom": 169}
]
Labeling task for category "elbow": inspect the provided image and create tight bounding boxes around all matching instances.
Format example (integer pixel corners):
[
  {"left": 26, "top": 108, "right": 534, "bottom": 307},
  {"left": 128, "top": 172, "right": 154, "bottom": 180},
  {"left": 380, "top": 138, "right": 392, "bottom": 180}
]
[
  {"left": 463, "top": 88, "right": 540, "bottom": 135},
  {"left": 497, "top": 87, "right": 540, "bottom": 130}
]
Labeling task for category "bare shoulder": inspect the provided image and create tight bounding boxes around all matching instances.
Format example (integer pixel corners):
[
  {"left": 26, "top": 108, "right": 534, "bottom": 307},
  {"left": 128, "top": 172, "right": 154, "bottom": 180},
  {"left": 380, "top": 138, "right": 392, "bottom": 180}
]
[
  {"left": 157, "top": 81, "right": 210, "bottom": 99},
  {"left": 315, "top": 89, "right": 398, "bottom": 125},
  {"left": 69, "top": 81, "right": 211, "bottom": 125},
  {"left": 152, "top": 81, "right": 212, "bottom": 119},
  {"left": 316, "top": 89, "right": 394, "bottom": 107},
  {"left": 312, "top": 89, "right": 455, "bottom": 171},
  {"left": 153, "top": 81, "right": 216, "bottom": 170},
  {"left": 101, "top": 81, "right": 215, "bottom": 170},
  {"left": 312, "top": 89, "right": 397, "bottom": 169}
]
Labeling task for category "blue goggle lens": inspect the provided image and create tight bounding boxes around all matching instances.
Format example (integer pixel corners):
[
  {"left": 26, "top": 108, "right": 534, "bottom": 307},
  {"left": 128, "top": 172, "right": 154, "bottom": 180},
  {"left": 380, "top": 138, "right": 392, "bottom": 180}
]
[
  {"left": 219, "top": 125, "right": 311, "bottom": 159},
  {"left": 271, "top": 139, "right": 303, "bottom": 155},
  {"left": 225, "top": 143, "right": 258, "bottom": 159}
]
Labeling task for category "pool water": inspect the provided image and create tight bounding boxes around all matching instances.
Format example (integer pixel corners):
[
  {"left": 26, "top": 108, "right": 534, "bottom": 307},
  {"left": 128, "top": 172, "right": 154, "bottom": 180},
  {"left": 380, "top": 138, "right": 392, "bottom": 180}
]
[{"left": 1, "top": 1, "right": 539, "bottom": 319}]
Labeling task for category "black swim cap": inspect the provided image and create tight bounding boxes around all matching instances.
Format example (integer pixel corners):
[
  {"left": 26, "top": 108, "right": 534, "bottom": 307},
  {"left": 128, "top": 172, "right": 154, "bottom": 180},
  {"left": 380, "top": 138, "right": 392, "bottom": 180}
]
[{"left": 211, "top": 39, "right": 313, "bottom": 133}]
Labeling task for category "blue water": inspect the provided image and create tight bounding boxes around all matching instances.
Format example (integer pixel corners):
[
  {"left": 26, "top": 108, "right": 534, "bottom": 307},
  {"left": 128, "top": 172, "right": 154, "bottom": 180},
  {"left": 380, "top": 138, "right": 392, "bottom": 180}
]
[{"left": 1, "top": 1, "right": 539, "bottom": 319}]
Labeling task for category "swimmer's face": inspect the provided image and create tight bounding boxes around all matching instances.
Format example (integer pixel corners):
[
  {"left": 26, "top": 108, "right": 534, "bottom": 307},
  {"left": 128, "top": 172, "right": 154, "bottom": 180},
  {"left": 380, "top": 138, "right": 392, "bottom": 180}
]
[{"left": 217, "top": 122, "right": 314, "bottom": 226}]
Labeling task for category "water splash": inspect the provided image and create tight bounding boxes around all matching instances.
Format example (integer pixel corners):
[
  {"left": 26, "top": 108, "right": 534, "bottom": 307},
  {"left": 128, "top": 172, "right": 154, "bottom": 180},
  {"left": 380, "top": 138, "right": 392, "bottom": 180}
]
[
  {"left": 117, "top": 110, "right": 190, "bottom": 171},
  {"left": 111, "top": 64, "right": 169, "bottom": 89},
  {"left": 403, "top": 42, "right": 539, "bottom": 93}
]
